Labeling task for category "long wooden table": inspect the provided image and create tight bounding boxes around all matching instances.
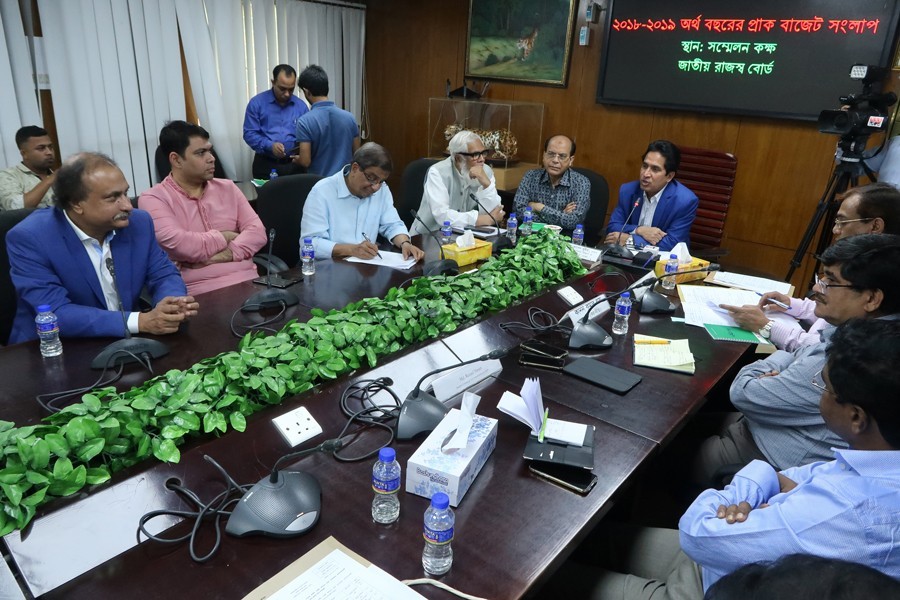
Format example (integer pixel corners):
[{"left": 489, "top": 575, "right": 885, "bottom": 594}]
[{"left": 0, "top": 246, "right": 750, "bottom": 599}]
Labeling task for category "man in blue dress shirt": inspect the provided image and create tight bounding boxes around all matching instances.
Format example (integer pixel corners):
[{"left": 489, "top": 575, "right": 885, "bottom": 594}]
[
  {"left": 300, "top": 143, "right": 424, "bottom": 262},
  {"left": 242, "top": 64, "right": 309, "bottom": 179}
]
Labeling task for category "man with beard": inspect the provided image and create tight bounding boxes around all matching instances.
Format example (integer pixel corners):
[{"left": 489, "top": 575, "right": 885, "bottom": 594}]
[
  {"left": 0, "top": 126, "right": 57, "bottom": 210},
  {"left": 6, "top": 152, "right": 197, "bottom": 343},
  {"left": 693, "top": 233, "right": 900, "bottom": 483},
  {"left": 410, "top": 130, "right": 505, "bottom": 235}
]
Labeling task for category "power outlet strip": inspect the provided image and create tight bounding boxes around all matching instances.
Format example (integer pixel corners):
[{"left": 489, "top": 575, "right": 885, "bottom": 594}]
[{"left": 272, "top": 406, "right": 323, "bottom": 447}]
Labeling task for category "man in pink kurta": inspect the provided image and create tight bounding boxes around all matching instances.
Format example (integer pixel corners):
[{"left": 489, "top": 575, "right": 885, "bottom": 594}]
[{"left": 141, "top": 121, "right": 266, "bottom": 296}]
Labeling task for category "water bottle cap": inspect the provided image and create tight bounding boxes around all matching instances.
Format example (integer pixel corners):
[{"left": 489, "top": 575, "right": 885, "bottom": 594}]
[
  {"left": 378, "top": 447, "right": 395, "bottom": 462},
  {"left": 443, "top": 221, "right": 450, "bottom": 226},
  {"left": 303, "top": 237, "right": 312, "bottom": 243},
  {"left": 621, "top": 292, "right": 631, "bottom": 299},
  {"left": 37, "top": 304, "right": 50, "bottom": 313},
  {"left": 431, "top": 492, "right": 449, "bottom": 509},
  {"left": 509, "top": 212, "right": 516, "bottom": 218},
  {"left": 576, "top": 224, "right": 583, "bottom": 228},
  {"left": 669, "top": 253, "right": 677, "bottom": 259}
]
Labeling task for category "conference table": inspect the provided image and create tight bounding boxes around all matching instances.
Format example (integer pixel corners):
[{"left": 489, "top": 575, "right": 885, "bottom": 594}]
[{"left": 0, "top": 241, "right": 752, "bottom": 599}]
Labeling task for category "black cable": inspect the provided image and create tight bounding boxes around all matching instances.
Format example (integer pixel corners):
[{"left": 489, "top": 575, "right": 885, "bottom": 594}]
[
  {"left": 36, "top": 356, "right": 137, "bottom": 413},
  {"left": 332, "top": 377, "right": 401, "bottom": 462},
  {"left": 229, "top": 302, "right": 288, "bottom": 337},
  {"left": 589, "top": 269, "right": 634, "bottom": 294},
  {"left": 137, "top": 455, "right": 252, "bottom": 563},
  {"left": 499, "top": 306, "right": 572, "bottom": 336}
]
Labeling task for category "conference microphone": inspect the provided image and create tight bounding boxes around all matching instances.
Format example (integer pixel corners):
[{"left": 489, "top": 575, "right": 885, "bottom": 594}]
[
  {"left": 396, "top": 348, "right": 508, "bottom": 440},
  {"left": 410, "top": 209, "right": 459, "bottom": 277},
  {"left": 242, "top": 228, "right": 300, "bottom": 311},
  {"left": 568, "top": 264, "right": 720, "bottom": 350},
  {"left": 468, "top": 193, "right": 512, "bottom": 255},
  {"left": 90, "top": 257, "right": 169, "bottom": 369},
  {"left": 602, "top": 196, "right": 641, "bottom": 260}
]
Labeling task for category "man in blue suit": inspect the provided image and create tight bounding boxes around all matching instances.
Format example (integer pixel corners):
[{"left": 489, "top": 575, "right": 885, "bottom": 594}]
[
  {"left": 604, "top": 140, "right": 699, "bottom": 251},
  {"left": 7, "top": 152, "right": 198, "bottom": 344}
]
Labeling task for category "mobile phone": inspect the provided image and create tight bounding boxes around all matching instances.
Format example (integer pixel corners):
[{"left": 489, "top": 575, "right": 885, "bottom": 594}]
[
  {"left": 252, "top": 275, "right": 302, "bottom": 288},
  {"left": 528, "top": 462, "right": 597, "bottom": 495},
  {"left": 518, "top": 352, "right": 565, "bottom": 371},
  {"left": 520, "top": 339, "right": 568, "bottom": 359}
]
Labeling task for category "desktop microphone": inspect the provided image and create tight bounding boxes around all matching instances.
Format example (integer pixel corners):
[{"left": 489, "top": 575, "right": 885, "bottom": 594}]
[
  {"left": 242, "top": 228, "right": 300, "bottom": 311},
  {"left": 90, "top": 257, "right": 169, "bottom": 369},
  {"left": 396, "top": 348, "right": 508, "bottom": 440},
  {"left": 410, "top": 209, "right": 459, "bottom": 276},
  {"left": 468, "top": 193, "right": 512, "bottom": 255},
  {"left": 602, "top": 196, "right": 641, "bottom": 259}
]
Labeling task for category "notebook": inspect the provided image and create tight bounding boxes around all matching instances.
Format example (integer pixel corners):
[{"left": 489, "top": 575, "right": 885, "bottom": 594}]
[
  {"left": 523, "top": 425, "right": 595, "bottom": 470},
  {"left": 632, "top": 334, "right": 695, "bottom": 375},
  {"left": 703, "top": 324, "right": 767, "bottom": 344}
]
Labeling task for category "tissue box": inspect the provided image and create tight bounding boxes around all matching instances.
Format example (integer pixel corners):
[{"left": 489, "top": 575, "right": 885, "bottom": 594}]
[
  {"left": 441, "top": 239, "right": 493, "bottom": 267},
  {"left": 654, "top": 256, "right": 710, "bottom": 284},
  {"left": 406, "top": 408, "right": 498, "bottom": 507}
]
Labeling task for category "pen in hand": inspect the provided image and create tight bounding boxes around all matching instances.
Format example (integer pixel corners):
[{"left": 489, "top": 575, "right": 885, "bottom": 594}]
[
  {"left": 756, "top": 292, "right": 789, "bottom": 310},
  {"left": 361, "top": 233, "right": 383, "bottom": 260}
]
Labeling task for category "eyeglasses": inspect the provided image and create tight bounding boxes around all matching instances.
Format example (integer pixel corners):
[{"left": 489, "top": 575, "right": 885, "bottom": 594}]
[
  {"left": 833, "top": 216, "right": 873, "bottom": 229},
  {"left": 457, "top": 150, "right": 493, "bottom": 160},
  {"left": 361, "top": 170, "right": 386, "bottom": 186},
  {"left": 544, "top": 151, "right": 571, "bottom": 162},
  {"left": 811, "top": 369, "right": 835, "bottom": 395},
  {"left": 814, "top": 273, "right": 858, "bottom": 293}
]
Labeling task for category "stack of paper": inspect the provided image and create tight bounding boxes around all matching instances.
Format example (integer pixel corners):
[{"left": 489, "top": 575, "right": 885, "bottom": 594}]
[
  {"left": 632, "top": 334, "right": 695, "bottom": 374},
  {"left": 346, "top": 252, "right": 417, "bottom": 271},
  {"left": 497, "top": 378, "right": 587, "bottom": 446},
  {"left": 706, "top": 271, "right": 793, "bottom": 296}
]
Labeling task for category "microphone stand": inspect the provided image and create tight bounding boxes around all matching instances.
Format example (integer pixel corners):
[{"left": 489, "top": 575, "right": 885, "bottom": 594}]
[
  {"left": 242, "top": 228, "right": 300, "bottom": 312},
  {"left": 468, "top": 193, "right": 512, "bottom": 255},
  {"left": 396, "top": 348, "right": 507, "bottom": 440},
  {"left": 601, "top": 196, "right": 642, "bottom": 259},
  {"left": 91, "top": 257, "right": 169, "bottom": 369},
  {"left": 410, "top": 209, "right": 459, "bottom": 277}
]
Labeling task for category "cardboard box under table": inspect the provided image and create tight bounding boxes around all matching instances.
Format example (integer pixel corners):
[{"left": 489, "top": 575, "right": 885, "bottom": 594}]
[
  {"left": 406, "top": 408, "right": 498, "bottom": 507},
  {"left": 441, "top": 239, "right": 493, "bottom": 267}
]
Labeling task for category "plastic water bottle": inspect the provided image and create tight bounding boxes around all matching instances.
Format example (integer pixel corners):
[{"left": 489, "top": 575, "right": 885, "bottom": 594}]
[
  {"left": 371, "top": 447, "right": 401, "bottom": 524},
  {"left": 506, "top": 213, "right": 518, "bottom": 244},
  {"left": 440, "top": 220, "right": 453, "bottom": 245},
  {"left": 661, "top": 253, "right": 679, "bottom": 291},
  {"left": 269, "top": 168, "right": 278, "bottom": 180},
  {"left": 612, "top": 292, "right": 632, "bottom": 336},
  {"left": 521, "top": 207, "right": 533, "bottom": 237},
  {"left": 572, "top": 224, "right": 585, "bottom": 246},
  {"left": 422, "top": 492, "right": 454, "bottom": 575},
  {"left": 35, "top": 304, "right": 63, "bottom": 357},
  {"left": 301, "top": 237, "right": 315, "bottom": 276}
]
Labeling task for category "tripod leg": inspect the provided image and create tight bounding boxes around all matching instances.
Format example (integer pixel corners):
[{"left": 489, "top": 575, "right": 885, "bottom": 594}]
[{"left": 786, "top": 169, "right": 840, "bottom": 281}]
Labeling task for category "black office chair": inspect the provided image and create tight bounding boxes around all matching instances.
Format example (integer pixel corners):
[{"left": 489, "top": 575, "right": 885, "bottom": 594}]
[
  {"left": 154, "top": 145, "right": 229, "bottom": 183},
  {"left": 0, "top": 208, "right": 35, "bottom": 346},
  {"left": 399, "top": 158, "right": 438, "bottom": 228},
  {"left": 253, "top": 173, "right": 323, "bottom": 271},
  {"left": 572, "top": 167, "right": 610, "bottom": 247}
]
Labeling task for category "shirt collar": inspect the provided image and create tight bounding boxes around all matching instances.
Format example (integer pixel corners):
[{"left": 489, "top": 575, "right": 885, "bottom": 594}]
[
  {"left": 338, "top": 165, "right": 358, "bottom": 200},
  {"left": 163, "top": 173, "right": 205, "bottom": 201},
  {"left": 644, "top": 181, "right": 668, "bottom": 204},
  {"left": 16, "top": 162, "right": 52, "bottom": 177},
  {"left": 62, "top": 209, "right": 116, "bottom": 246},
  {"left": 269, "top": 90, "right": 298, "bottom": 107},
  {"left": 833, "top": 448, "right": 900, "bottom": 476},
  {"left": 541, "top": 168, "right": 571, "bottom": 188}
]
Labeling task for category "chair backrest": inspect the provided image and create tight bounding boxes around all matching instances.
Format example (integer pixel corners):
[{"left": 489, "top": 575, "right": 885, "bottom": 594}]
[
  {"left": 571, "top": 167, "right": 610, "bottom": 247},
  {"left": 154, "top": 146, "right": 229, "bottom": 183},
  {"left": 399, "top": 158, "right": 439, "bottom": 228},
  {"left": 254, "top": 174, "right": 323, "bottom": 267},
  {"left": 0, "top": 208, "right": 35, "bottom": 345},
  {"left": 676, "top": 146, "right": 738, "bottom": 250}
]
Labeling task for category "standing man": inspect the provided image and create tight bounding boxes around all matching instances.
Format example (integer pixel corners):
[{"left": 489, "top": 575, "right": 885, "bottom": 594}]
[
  {"left": 0, "top": 126, "right": 56, "bottom": 210},
  {"left": 411, "top": 130, "right": 505, "bottom": 235},
  {"left": 292, "top": 65, "right": 361, "bottom": 177},
  {"left": 513, "top": 134, "right": 590, "bottom": 233},
  {"left": 6, "top": 152, "right": 197, "bottom": 343},
  {"left": 604, "top": 139, "right": 698, "bottom": 251},
  {"left": 300, "top": 142, "right": 424, "bottom": 262},
  {"left": 140, "top": 121, "right": 267, "bottom": 296},
  {"left": 243, "top": 65, "right": 309, "bottom": 179}
]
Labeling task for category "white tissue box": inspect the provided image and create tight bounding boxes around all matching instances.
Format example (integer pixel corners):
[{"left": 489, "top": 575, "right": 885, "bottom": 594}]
[{"left": 405, "top": 408, "right": 498, "bottom": 507}]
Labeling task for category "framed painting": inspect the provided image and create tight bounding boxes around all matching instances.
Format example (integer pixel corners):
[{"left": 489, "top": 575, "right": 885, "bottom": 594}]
[{"left": 465, "top": 0, "right": 578, "bottom": 87}]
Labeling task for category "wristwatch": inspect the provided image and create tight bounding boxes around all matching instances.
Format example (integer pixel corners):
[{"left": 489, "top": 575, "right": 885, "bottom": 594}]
[{"left": 758, "top": 320, "right": 774, "bottom": 340}]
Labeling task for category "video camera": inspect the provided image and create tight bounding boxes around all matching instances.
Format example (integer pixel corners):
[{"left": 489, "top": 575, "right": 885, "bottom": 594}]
[{"left": 817, "top": 65, "right": 896, "bottom": 158}]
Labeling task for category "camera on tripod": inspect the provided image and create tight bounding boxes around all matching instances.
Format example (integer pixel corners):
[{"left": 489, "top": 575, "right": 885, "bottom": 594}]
[{"left": 817, "top": 64, "right": 896, "bottom": 159}]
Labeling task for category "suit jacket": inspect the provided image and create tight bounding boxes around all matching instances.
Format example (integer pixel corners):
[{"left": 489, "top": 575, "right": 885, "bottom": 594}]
[
  {"left": 7, "top": 208, "right": 186, "bottom": 343},
  {"left": 606, "top": 179, "right": 699, "bottom": 251}
]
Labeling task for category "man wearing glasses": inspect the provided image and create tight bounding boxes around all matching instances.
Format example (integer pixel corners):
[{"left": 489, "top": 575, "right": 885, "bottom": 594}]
[
  {"left": 722, "top": 182, "right": 900, "bottom": 350},
  {"left": 300, "top": 143, "right": 424, "bottom": 262},
  {"left": 694, "top": 233, "right": 900, "bottom": 485},
  {"left": 513, "top": 135, "right": 590, "bottom": 233},
  {"left": 410, "top": 130, "right": 505, "bottom": 236}
]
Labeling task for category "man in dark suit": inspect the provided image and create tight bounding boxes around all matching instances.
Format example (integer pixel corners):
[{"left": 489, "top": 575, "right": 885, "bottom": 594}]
[
  {"left": 6, "top": 152, "right": 198, "bottom": 344},
  {"left": 604, "top": 139, "right": 699, "bottom": 251}
]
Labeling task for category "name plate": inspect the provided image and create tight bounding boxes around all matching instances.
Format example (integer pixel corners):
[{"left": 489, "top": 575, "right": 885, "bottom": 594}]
[
  {"left": 562, "top": 295, "right": 609, "bottom": 324},
  {"left": 570, "top": 244, "right": 602, "bottom": 263},
  {"left": 430, "top": 360, "right": 503, "bottom": 402}
]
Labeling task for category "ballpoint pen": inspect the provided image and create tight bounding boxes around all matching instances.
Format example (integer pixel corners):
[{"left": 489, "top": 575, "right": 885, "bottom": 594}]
[
  {"left": 756, "top": 291, "right": 789, "bottom": 310},
  {"left": 634, "top": 339, "right": 670, "bottom": 345},
  {"left": 361, "top": 233, "right": 383, "bottom": 259}
]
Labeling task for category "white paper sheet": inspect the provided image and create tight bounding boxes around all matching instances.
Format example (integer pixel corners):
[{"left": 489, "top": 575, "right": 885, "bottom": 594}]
[
  {"left": 346, "top": 252, "right": 416, "bottom": 271},
  {"left": 679, "top": 286, "right": 761, "bottom": 327},
  {"left": 710, "top": 271, "right": 792, "bottom": 296},
  {"left": 442, "top": 392, "right": 480, "bottom": 451}
]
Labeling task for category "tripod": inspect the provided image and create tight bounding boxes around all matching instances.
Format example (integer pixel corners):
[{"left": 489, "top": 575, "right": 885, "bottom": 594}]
[{"left": 786, "top": 157, "right": 873, "bottom": 282}]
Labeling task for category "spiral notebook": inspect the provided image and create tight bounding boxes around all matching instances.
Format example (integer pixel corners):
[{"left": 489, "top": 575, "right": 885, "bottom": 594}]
[
  {"left": 632, "top": 334, "right": 695, "bottom": 375},
  {"left": 703, "top": 324, "right": 767, "bottom": 344}
]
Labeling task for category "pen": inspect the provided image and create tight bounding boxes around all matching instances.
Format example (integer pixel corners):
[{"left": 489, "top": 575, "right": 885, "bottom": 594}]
[
  {"left": 538, "top": 408, "right": 549, "bottom": 443},
  {"left": 361, "top": 233, "right": 383, "bottom": 259},
  {"left": 635, "top": 340, "right": 670, "bottom": 345},
  {"left": 756, "top": 292, "right": 789, "bottom": 310}
]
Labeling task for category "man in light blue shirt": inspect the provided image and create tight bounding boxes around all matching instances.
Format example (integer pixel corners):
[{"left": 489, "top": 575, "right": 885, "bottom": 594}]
[{"left": 300, "top": 143, "right": 424, "bottom": 262}]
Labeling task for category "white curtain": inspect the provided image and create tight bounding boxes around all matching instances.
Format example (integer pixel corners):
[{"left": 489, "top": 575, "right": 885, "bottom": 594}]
[
  {"left": 0, "top": 0, "right": 41, "bottom": 168},
  {"left": 37, "top": 0, "right": 182, "bottom": 195}
]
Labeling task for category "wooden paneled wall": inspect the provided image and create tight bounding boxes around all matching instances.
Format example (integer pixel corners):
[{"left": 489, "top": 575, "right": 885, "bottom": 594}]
[{"left": 365, "top": 0, "right": 899, "bottom": 292}]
